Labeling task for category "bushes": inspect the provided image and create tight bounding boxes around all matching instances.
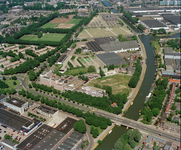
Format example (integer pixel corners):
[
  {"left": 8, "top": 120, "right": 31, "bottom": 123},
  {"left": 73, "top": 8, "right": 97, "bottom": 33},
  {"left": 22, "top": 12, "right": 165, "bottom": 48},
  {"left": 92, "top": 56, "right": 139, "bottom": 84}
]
[
  {"left": 128, "top": 59, "right": 142, "bottom": 88},
  {"left": 77, "top": 58, "right": 85, "bottom": 67},
  {"left": 71, "top": 56, "right": 76, "bottom": 60},
  {"left": 72, "top": 43, "right": 76, "bottom": 48},
  {"left": 67, "top": 61, "right": 74, "bottom": 69}
]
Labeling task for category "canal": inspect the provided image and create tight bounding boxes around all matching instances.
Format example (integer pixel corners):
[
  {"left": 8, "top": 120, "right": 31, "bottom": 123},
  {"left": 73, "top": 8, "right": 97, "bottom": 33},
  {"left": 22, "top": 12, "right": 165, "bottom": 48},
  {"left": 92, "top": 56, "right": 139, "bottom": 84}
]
[{"left": 95, "top": 33, "right": 180, "bottom": 150}]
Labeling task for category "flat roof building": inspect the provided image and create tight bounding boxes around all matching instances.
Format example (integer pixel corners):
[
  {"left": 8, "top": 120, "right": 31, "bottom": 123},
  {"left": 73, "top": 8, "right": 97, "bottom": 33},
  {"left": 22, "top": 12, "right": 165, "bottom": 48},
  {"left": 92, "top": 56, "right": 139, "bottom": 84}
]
[
  {"left": 17, "top": 117, "right": 78, "bottom": 150},
  {"left": 3, "top": 98, "right": 28, "bottom": 114},
  {"left": 140, "top": 20, "right": 169, "bottom": 31},
  {"left": 100, "top": 40, "right": 140, "bottom": 53},
  {"left": 0, "top": 109, "right": 41, "bottom": 134},
  {"left": 56, "top": 55, "right": 68, "bottom": 65},
  {"left": 36, "top": 105, "right": 58, "bottom": 118},
  {"left": 97, "top": 52, "right": 127, "bottom": 66}
]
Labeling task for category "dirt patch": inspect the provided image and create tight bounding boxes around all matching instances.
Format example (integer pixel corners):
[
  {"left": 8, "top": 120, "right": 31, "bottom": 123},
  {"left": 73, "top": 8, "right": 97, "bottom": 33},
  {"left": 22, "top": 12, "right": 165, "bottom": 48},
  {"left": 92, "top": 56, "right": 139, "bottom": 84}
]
[
  {"left": 69, "top": 15, "right": 75, "bottom": 19},
  {"left": 55, "top": 23, "right": 74, "bottom": 29},
  {"left": 50, "top": 18, "right": 71, "bottom": 23}
]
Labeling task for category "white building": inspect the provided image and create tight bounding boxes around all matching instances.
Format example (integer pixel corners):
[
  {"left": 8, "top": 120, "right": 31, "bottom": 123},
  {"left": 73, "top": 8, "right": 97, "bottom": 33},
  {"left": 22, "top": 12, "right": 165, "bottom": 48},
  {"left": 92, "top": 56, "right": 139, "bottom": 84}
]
[
  {"left": 36, "top": 105, "right": 58, "bottom": 118},
  {"left": 3, "top": 98, "right": 28, "bottom": 114}
]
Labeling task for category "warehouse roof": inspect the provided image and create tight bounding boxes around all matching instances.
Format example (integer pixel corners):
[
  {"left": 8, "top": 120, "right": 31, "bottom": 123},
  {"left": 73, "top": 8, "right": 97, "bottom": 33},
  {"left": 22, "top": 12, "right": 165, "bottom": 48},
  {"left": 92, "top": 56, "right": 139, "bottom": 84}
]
[
  {"left": 86, "top": 41, "right": 104, "bottom": 52},
  {"left": 17, "top": 124, "right": 54, "bottom": 150},
  {"left": 37, "top": 105, "right": 58, "bottom": 115},
  {"left": 163, "top": 15, "right": 181, "bottom": 25},
  {"left": 56, "top": 131, "right": 84, "bottom": 150},
  {"left": 100, "top": 40, "right": 139, "bottom": 52},
  {"left": 57, "top": 55, "right": 67, "bottom": 63},
  {"left": 0, "top": 109, "right": 33, "bottom": 131},
  {"left": 97, "top": 52, "right": 126, "bottom": 66},
  {"left": 94, "top": 37, "right": 115, "bottom": 45},
  {"left": 5, "top": 98, "right": 26, "bottom": 107},
  {"left": 141, "top": 20, "right": 167, "bottom": 28}
]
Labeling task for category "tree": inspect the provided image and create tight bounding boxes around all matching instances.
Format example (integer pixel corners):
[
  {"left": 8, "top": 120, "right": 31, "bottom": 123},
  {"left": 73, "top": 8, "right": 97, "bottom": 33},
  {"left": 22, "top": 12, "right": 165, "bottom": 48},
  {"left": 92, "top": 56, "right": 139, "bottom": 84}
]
[
  {"left": 144, "top": 111, "right": 153, "bottom": 122},
  {"left": 4, "top": 134, "right": 11, "bottom": 140},
  {"left": 13, "top": 81, "right": 17, "bottom": 85},
  {"left": 88, "top": 65, "right": 96, "bottom": 73},
  {"left": 28, "top": 84, "right": 32, "bottom": 88},
  {"left": 99, "top": 67, "right": 105, "bottom": 77},
  {"left": 28, "top": 112, "right": 31, "bottom": 116},
  {"left": 153, "top": 30, "right": 157, "bottom": 36},
  {"left": 151, "top": 108, "right": 160, "bottom": 117},
  {"left": 92, "top": 128, "right": 99, "bottom": 138},
  {"left": 138, "top": 24, "right": 145, "bottom": 30},
  {"left": 172, "top": 104, "right": 176, "bottom": 110},
  {"left": 98, "top": 140, "right": 102, "bottom": 145},
  {"left": 12, "top": 76, "right": 17, "bottom": 80},
  {"left": 28, "top": 70, "right": 37, "bottom": 81},
  {"left": 0, "top": 80, "right": 9, "bottom": 89},
  {"left": 141, "top": 107, "right": 149, "bottom": 115},
  {"left": 114, "top": 138, "right": 123, "bottom": 150},
  {"left": 170, "top": 112, "right": 174, "bottom": 116},
  {"left": 72, "top": 43, "right": 76, "bottom": 48},
  {"left": 73, "top": 119, "right": 86, "bottom": 133},
  {"left": 3, "top": 76, "right": 6, "bottom": 80},
  {"left": 123, "top": 143, "right": 132, "bottom": 150},
  {"left": 81, "top": 144, "right": 85, "bottom": 149},
  {"left": 128, "top": 139, "right": 136, "bottom": 148}
]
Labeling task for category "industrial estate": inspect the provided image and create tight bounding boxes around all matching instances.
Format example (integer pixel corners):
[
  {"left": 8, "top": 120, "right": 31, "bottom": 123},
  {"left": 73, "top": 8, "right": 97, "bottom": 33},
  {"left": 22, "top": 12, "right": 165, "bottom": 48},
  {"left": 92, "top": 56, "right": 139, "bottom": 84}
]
[{"left": 0, "top": 0, "right": 180, "bottom": 150}]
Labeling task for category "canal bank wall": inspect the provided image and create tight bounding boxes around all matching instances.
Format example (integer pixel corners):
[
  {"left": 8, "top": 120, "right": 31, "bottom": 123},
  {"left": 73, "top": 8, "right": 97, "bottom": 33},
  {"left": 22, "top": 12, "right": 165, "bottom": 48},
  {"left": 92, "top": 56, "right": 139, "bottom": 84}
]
[{"left": 122, "top": 36, "right": 147, "bottom": 114}]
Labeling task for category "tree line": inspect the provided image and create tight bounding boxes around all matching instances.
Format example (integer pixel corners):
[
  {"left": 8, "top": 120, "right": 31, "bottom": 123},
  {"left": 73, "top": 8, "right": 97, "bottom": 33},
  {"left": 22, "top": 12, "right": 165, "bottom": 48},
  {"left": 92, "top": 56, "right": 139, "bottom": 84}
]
[
  {"left": 18, "top": 88, "right": 112, "bottom": 132},
  {"left": 123, "top": 11, "right": 139, "bottom": 24},
  {"left": 128, "top": 59, "right": 142, "bottom": 88}
]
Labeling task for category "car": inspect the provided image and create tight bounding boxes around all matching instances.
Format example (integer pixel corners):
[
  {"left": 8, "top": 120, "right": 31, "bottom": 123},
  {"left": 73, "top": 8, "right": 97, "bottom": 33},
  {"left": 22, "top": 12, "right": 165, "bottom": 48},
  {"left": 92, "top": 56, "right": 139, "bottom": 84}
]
[
  {"left": 4, "top": 131, "right": 6, "bottom": 133},
  {"left": 17, "top": 132, "right": 19, "bottom": 134},
  {"left": 0, "top": 131, "right": 1, "bottom": 133},
  {"left": 159, "top": 133, "right": 162, "bottom": 136},
  {"left": 19, "top": 137, "right": 21, "bottom": 141}
]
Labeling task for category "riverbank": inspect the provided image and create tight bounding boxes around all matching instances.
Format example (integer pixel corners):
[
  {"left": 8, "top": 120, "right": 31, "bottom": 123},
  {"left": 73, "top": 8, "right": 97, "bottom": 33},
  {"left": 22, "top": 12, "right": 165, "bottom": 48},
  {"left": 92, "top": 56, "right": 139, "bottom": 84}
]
[
  {"left": 149, "top": 32, "right": 179, "bottom": 37},
  {"left": 122, "top": 36, "right": 147, "bottom": 114},
  {"left": 91, "top": 125, "right": 115, "bottom": 150}
]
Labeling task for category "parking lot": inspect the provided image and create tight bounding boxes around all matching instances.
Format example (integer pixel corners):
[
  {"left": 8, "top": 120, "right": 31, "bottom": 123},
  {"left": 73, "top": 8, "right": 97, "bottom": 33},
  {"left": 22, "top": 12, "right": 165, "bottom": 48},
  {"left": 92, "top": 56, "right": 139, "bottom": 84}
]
[{"left": 0, "top": 123, "right": 25, "bottom": 144}]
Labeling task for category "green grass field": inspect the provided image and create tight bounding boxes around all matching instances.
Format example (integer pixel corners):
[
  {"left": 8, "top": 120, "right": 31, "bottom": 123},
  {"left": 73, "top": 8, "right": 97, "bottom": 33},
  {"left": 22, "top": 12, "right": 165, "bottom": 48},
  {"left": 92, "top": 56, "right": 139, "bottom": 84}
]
[
  {"left": 4, "top": 79, "right": 20, "bottom": 90},
  {"left": 41, "top": 23, "right": 60, "bottom": 28},
  {"left": 89, "top": 125, "right": 104, "bottom": 136},
  {"left": 88, "top": 74, "right": 132, "bottom": 95},
  {"left": 66, "top": 19, "right": 82, "bottom": 24},
  {"left": 64, "top": 68, "right": 87, "bottom": 76},
  {"left": 21, "top": 33, "right": 66, "bottom": 42}
]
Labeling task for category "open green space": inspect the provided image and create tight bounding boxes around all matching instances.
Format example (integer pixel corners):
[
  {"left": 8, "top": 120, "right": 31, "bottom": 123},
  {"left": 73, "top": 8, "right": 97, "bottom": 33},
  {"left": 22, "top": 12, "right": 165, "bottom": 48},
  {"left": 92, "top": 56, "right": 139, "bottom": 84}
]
[
  {"left": 89, "top": 125, "right": 104, "bottom": 135},
  {"left": 41, "top": 23, "right": 60, "bottom": 28},
  {"left": 88, "top": 74, "right": 132, "bottom": 95},
  {"left": 4, "top": 79, "right": 20, "bottom": 90},
  {"left": 65, "top": 19, "right": 82, "bottom": 24},
  {"left": 21, "top": 33, "right": 66, "bottom": 42},
  {"left": 64, "top": 68, "right": 87, "bottom": 76}
]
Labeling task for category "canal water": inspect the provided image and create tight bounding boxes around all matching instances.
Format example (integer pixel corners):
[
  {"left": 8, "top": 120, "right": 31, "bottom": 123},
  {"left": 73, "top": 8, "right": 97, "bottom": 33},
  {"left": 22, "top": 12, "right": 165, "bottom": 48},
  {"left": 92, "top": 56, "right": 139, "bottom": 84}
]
[{"left": 95, "top": 33, "right": 180, "bottom": 150}]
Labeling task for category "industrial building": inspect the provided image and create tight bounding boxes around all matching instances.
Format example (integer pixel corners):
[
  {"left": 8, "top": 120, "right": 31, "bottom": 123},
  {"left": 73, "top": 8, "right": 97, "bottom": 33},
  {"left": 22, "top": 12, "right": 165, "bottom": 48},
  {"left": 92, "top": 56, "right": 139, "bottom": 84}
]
[
  {"left": 16, "top": 117, "right": 81, "bottom": 150},
  {"left": 86, "top": 37, "right": 139, "bottom": 53},
  {"left": 0, "top": 109, "right": 41, "bottom": 134},
  {"left": 77, "top": 86, "right": 106, "bottom": 97},
  {"left": 140, "top": 20, "right": 169, "bottom": 31},
  {"left": 97, "top": 52, "right": 127, "bottom": 66},
  {"left": 3, "top": 98, "right": 28, "bottom": 115},
  {"left": 100, "top": 40, "right": 140, "bottom": 53},
  {"left": 56, "top": 55, "right": 68, "bottom": 65},
  {"left": 36, "top": 105, "right": 58, "bottom": 118},
  {"left": 162, "top": 14, "right": 181, "bottom": 28},
  {"left": 162, "top": 47, "right": 181, "bottom": 75},
  {"left": 0, "top": 94, "right": 8, "bottom": 104}
]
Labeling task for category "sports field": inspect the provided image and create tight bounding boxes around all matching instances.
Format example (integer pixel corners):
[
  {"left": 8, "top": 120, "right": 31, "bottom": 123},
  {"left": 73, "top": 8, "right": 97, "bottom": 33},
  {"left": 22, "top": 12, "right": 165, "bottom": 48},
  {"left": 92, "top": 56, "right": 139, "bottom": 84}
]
[
  {"left": 41, "top": 18, "right": 82, "bottom": 29},
  {"left": 88, "top": 74, "right": 132, "bottom": 95},
  {"left": 41, "top": 23, "right": 59, "bottom": 28},
  {"left": 21, "top": 33, "right": 66, "bottom": 42},
  {"left": 78, "top": 27, "right": 132, "bottom": 39},
  {"left": 65, "top": 19, "right": 82, "bottom": 24}
]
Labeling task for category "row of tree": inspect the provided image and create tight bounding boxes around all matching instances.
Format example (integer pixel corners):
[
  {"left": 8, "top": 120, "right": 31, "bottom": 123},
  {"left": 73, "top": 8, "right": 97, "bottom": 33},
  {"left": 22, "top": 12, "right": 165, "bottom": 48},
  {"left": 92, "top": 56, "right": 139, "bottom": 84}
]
[
  {"left": 128, "top": 59, "right": 142, "bottom": 88},
  {"left": 18, "top": 88, "right": 112, "bottom": 132},
  {"left": 123, "top": 11, "right": 139, "bottom": 24}
]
